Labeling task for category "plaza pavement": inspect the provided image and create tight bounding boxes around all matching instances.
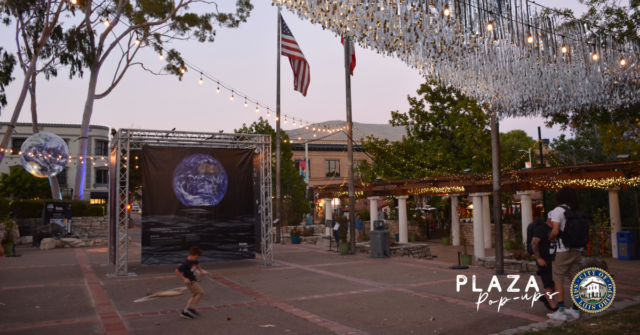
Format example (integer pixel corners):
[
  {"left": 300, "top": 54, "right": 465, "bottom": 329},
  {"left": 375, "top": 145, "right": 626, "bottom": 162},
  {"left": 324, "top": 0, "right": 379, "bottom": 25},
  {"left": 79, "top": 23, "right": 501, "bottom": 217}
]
[{"left": 1, "top": 227, "right": 639, "bottom": 335}]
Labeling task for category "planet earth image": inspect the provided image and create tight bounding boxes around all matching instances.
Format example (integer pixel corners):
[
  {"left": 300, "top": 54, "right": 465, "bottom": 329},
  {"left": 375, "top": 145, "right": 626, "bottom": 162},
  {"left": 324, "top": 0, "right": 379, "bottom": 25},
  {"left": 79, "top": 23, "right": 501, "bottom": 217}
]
[
  {"left": 20, "top": 132, "right": 69, "bottom": 178},
  {"left": 172, "top": 154, "right": 228, "bottom": 206}
]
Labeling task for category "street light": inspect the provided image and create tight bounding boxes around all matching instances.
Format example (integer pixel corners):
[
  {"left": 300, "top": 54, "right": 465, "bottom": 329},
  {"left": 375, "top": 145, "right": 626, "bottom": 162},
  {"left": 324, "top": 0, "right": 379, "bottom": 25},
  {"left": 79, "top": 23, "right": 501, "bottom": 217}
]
[{"left": 519, "top": 149, "right": 532, "bottom": 168}]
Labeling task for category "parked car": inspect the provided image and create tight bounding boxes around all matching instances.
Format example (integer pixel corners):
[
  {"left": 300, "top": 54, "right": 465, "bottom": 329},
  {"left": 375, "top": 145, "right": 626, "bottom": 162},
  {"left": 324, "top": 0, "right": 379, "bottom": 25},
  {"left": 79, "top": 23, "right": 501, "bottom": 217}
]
[{"left": 132, "top": 204, "right": 140, "bottom": 212}]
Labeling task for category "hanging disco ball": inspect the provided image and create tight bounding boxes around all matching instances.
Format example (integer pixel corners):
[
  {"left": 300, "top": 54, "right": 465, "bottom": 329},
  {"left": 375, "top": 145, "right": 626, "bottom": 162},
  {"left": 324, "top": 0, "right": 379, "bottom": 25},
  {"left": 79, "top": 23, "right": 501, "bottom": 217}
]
[{"left": 20, "top": 132, "right": 69, "bottom": 178}]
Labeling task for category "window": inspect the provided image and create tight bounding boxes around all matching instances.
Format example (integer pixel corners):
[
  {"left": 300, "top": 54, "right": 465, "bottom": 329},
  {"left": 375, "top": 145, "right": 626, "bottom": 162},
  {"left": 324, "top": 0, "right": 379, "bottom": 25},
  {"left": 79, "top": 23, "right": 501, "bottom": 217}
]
[
  {"left": 95, "top": 140, "right": 109, "bottom": 156},
  {"left": 56, "top": 169, "right": 67, "bottom": 185},
  {"left": 90, "top": 199, "right": 106, "bottom": 205},
  {"left": 326, "top": 160, "right": 340, "bottom": 177},
  {"left": 95, "top": 169, "right": 109, "bottom": 184},
  {"left": 12, "top": 138, "right": 26, "bottom": 154},
  {"left": 295, "top": 159, "right": 310, "bottom": 179}
]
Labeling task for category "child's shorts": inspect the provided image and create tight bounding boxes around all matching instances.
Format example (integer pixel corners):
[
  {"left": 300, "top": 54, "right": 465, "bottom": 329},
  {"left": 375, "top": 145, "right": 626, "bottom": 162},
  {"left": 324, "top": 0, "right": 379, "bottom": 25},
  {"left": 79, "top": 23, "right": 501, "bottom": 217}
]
[{"left": 186, "top": 282, "right": 204, "bottom": 298}]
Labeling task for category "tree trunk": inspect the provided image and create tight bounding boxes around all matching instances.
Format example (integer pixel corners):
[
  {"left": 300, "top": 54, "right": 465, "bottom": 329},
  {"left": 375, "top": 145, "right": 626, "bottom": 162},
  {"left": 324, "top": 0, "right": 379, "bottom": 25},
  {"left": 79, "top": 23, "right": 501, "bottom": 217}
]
[
  {"left": 73, "top": 65, "right": 100, "bottom": 200},
  {"left": 28, "top": 73, "right": 61, "bottom": 200},
  {"left": 0, "top": 54, "right": 39, "bottom": 163}
]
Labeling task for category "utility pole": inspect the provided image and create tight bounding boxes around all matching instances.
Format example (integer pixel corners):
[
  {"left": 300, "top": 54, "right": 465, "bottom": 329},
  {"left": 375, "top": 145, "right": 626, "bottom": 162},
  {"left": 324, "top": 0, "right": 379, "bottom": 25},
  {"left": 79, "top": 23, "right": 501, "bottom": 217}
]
[
  {"left": 491, "top": 113, "right": 504, "bottom": 275},
  {"left": 275, "top": 7, "right": 282, "bottom": 244},
  {"left": 344, "top": 36, "right": 356, "bottom": 253},
  {"left": 538, "top": 126, "right": 547, "bottom": 215},
  {"left": 305, "top": 140, "right": 310, "bottom": 197}
]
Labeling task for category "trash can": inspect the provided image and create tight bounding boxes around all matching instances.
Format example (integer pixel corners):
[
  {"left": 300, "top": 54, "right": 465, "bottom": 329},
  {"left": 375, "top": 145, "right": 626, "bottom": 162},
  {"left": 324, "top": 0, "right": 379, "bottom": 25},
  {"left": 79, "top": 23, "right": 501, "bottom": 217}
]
[
  {"left": 617, "top": 231, "right": 637, "bottom": 260},
  {"left": 370, "top": 220, "right": 390, "bottom": 258},
  {"left": 305, "top": 215, "right": 313, "bottom": 226}
]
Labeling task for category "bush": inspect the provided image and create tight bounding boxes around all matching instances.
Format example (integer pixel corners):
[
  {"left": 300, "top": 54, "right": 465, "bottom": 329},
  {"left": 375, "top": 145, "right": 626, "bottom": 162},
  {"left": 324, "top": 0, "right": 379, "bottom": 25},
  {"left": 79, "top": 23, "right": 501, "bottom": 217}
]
[
  {"left": 357, "top": 208, "right": 370, "bottom": 221},
  {"left": 8, "top": 200, "right": 105, "bottom": 218},
  {"left": 0, "top": 197, "right": 10, "bottom": 219},
  {"left": 9, "top": 199, "right": 45, "bottom": 218},
  {"left": 84, "top": 206, "right": 105, "bottom": 217}
]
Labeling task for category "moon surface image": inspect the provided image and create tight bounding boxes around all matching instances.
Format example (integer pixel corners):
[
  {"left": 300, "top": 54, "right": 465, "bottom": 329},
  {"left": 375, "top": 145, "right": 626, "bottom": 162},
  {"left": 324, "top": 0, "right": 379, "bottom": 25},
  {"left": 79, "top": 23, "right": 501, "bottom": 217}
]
[
  {"left": 172, "top": 154, "right": 228, "bottom": 206},
  {"left": 20, "top": 132, "right": 69, "bottom": 178}
]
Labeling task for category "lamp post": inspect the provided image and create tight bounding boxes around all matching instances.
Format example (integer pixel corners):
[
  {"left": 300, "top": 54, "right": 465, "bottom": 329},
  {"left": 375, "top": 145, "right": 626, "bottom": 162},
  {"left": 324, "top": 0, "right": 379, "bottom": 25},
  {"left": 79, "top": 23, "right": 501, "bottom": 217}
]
[{"left": 519, "top": 149, "right": 532, "bottom": 168}]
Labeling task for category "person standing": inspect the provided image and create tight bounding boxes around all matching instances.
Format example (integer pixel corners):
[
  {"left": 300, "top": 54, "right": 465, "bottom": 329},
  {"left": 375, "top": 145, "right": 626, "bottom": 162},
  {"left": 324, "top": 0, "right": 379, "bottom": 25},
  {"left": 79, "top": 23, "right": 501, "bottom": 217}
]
[
  {"left": 175, "top": 246, "right": 205, "bottom": 319},
  {"left": 547, "top": 187, "right": 583, "bottom": 321},
  {"left": 355, "top": 214, "right": 364, "bottom": 242},
  {"left": 532, "top": 210, "right": 558, "bottom": 312}
]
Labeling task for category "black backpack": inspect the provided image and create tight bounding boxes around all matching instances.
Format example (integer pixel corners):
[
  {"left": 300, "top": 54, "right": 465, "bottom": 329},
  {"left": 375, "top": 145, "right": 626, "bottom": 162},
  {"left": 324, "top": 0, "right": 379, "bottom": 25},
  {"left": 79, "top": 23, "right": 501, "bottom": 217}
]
[
  {"left": 526, "top": 220, "right": 546, "bottom": 255},
  {"left": 559, "top": 205, "right": 590, "bottom": 249}
]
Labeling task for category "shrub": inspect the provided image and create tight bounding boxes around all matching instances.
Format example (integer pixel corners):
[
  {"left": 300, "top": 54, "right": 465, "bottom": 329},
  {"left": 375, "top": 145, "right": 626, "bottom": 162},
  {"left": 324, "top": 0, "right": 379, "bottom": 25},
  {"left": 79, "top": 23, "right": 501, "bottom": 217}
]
[
  {"left": 357, "top": 208, "right": 370, "bottom": 221},
  {"left": 84, "top": 206, "right": 105, "bottom": 217},
  {"left": 70, "top": 201, "right": 91, "bottom": 217},
  {"left": 0, "top": 197, "right": 10, "bottom": 219},
  {"left": 9, "top": 199, "right": 45, "bottom": 218}
]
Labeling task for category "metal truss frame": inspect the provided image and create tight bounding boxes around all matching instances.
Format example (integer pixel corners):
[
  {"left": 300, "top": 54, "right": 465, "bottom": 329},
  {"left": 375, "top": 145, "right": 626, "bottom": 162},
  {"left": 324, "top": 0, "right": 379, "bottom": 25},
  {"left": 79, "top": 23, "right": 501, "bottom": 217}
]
[{"left": 108, "top": 129, "right": 273, "bottom": 276}]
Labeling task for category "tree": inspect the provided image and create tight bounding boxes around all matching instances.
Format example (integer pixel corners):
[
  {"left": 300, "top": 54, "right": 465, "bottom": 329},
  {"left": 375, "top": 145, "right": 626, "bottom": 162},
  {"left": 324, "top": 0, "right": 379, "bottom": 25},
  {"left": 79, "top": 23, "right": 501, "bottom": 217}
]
[
  {"left": 0, "top": 0, "right": 68, "bottom": 162},
  {"left": 67, "top": 0, "right": 253, "bottom": 200},
  {"left": 235, "top": 117, "right": 311, "bottom": 226},
  {"left": 0, "top": 47, "right": 16, "bottom": 112},
  {"left": 0, "top": 166, "right": 51, "bottom": 199},
  {"left": 499, "top": 130, "right": 537, "bottom": 170}
]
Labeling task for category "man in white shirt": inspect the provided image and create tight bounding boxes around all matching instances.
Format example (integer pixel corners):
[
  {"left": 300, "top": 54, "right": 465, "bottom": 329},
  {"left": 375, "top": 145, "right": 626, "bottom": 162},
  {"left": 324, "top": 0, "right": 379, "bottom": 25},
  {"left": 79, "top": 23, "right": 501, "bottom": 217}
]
[{"left": 547, "top": 187, "right": 582, "bottom": 321}]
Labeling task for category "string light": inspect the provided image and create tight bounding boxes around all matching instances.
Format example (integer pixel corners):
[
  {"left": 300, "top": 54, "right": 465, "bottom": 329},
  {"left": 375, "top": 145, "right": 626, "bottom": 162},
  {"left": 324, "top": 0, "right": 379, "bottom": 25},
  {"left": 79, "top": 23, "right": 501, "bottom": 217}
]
[
  {"left": 593, "top": 52, "right": 599, "bottom": 61},
  {"left": 487, "top": 21, "right": 493, "bottom": 31},
  {"left": 70, "top": 0, "right": 76, "bottom": 4},
  {"left": 159, "top": 54, "right": 163, "bottom": 60},
  {"left": 306, "top": 124, "right": 309, "bottom": 130},
  {"left": 230, "top": 91, "right": 234, "bottom": 100},
  {"left": 256, "top": 104, "right": 259, "bottom": 112},
  {"left": 180, "top": 68, "right": 185, "bottom": 74},
  {"left": 134, "top": 38, "right": 140, "bottom": 45},
  {"left": 527, "top": 34, "right": 533, "bottom": 44},
  {"left": 245, "top": 98, "right": 248, "bottom": 107},
  {"left": 285, "top": 117, "right": 287, "bottom": 124},
  {"left": 103, "top": 19, "right": 109, "bottom": 27},
  {"left": 443, "top": 5, "right": 450, "bottom": 16},
  {"left": 313, "top": 132, "right": 316, "bottom": 137},
  {"left": 621, "top": 58, "right": 626, "bottom": 66},
  {"left": 293, "top": 119, "right": 296, "bottom": 126},
  {"left": 216, "top": 82, "right": 220, "bottom": 93},
  {"left": 561, "top": 45, "right": 567, "bottom": 53},
  {"left": 199, "top": 73, "right": 203, "bottom": 84}
]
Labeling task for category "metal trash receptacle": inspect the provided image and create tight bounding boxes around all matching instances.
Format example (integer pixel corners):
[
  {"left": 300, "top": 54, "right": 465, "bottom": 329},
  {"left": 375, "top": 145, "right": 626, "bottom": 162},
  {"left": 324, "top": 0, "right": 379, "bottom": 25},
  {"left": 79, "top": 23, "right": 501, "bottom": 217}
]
[
  {"left": 370, "top": 220, "right": 390, "bottom": 258},
  {"left": 617, "top": 231, "right": 637, "bottom": 260}
]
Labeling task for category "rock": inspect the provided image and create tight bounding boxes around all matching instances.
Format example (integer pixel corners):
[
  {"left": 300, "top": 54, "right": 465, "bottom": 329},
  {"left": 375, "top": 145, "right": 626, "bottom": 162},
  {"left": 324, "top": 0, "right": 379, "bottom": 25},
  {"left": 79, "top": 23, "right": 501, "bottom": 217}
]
[
  {"left": 40, "top": 238, "right": 57, "bottom": 250},
  {"left": 526, "top": 262, "right": 538, "bottom": 273},
  {"left": 545, "top": 319, "right": 565, "bottom": 327},
  {"left": 498, "top": 329, "right": 519, "bottom": 335},
  {"left": 20, "top": 236, "right": 33, "bottom": 245},
  {"left": 580, "top": 257, "right": 608, "bottom": 271},
  {"left": 528, "top": 322, "right": 549, "bottom": 330},
  {"left": 516, "top": 326, "right": 532, "bottom": 333},
  {"left": 61, "top": 238, "right": 86, "bottom": 248},
  {"left": 55, "top": 239, "right": 64, "bottom": 248},
  {"left": 476, "top": 257, "right": 486, "bottom": 267}
]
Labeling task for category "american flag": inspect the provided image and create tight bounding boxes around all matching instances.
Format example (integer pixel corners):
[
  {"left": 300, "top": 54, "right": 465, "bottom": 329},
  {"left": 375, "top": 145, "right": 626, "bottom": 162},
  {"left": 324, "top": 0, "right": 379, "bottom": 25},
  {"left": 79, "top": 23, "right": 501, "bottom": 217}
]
[{"left": 281, "top": 16, "right": 310, "bottom": 97}]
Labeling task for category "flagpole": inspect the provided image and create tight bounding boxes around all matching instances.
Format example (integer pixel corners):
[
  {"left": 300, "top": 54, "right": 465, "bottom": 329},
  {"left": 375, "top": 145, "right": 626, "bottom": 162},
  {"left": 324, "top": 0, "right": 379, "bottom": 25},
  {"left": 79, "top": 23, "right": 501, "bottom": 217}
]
[
  {"left": 275, "top": 6, "right": 282, "bottom": 244},
  {"left": 344, "top": 36, "right": 356, "bottom": 254}
]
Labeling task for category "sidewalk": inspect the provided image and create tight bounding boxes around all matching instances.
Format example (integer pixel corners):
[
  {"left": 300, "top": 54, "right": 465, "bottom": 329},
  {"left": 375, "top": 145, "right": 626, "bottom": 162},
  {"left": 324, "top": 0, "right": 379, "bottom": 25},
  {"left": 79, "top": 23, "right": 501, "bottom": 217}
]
[{"left": 1, "top": 238, "right": 638, "bottom": 335}]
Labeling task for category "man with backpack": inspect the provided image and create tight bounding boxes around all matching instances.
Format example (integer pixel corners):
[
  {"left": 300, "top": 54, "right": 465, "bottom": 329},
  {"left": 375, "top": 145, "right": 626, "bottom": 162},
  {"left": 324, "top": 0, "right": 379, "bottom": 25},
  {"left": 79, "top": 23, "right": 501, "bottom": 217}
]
[
  {"left": 547, "top": 187, "right": 589, "bottom": 321},
  {"left": 529, "top": 210, "right": 558, "bottom": 312}
]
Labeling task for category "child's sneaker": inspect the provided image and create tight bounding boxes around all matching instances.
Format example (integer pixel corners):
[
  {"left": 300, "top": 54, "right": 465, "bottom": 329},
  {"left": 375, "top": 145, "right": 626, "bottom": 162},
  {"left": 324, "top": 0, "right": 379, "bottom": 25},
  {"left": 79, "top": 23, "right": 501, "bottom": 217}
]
[
  {"left": 547, "top": 310, "right": 567, "bottom": 321},
  {"left": 180, "top": 311, "right": 194, "bottom": 319},
  {"left": 566, "top": 307, "right": 580, "bottom": 320},
  {"left": 188, "top": 308, "right": 201, "bottom": 316}
]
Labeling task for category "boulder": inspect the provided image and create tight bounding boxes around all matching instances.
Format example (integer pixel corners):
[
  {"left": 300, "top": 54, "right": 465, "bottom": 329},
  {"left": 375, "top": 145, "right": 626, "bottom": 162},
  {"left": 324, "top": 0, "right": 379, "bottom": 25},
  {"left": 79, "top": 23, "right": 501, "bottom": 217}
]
[
  {"left": 40, "top": 238, "right": 57, "bottom": 250},
  {"left": 61, "top": 238, "right": 86, "bottom": 248},
  {"left": 580, "top": 257, "right": 608, "bottom": 271}
]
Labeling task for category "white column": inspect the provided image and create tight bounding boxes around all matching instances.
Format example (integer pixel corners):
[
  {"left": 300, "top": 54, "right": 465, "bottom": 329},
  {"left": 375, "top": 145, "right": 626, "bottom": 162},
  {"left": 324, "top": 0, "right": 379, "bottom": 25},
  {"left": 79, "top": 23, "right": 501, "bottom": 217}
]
[
  {"left": 608, "top": 188, "right": 622, "bottom": 258},
  {"left": 471, "top": 193, "right": 485, "bottom": 261},
  {"left": 451, "top": 194, "right": 461, "bottom": 246},
  {"left": 517, "top": 191, "right": 535, "bottom": 244},
  {"left": 324, "top": 198, "right": 333, "bottom": 237},
  {"left": 368, "top": 196, "right": 380, "bottom": 231},
  {"left": 482, "top": 194, "right": 491, "bottom": 248},
  {"left": 397, "top": 195, "right": 409, "bottom": 243}
]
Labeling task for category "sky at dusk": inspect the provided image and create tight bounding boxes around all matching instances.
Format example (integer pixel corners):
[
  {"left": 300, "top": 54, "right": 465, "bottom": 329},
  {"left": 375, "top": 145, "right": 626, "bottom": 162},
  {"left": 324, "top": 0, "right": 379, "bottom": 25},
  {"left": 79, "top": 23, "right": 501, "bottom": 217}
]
[{"left": 0, "top": 0, "right": 588, "bottom": 142}]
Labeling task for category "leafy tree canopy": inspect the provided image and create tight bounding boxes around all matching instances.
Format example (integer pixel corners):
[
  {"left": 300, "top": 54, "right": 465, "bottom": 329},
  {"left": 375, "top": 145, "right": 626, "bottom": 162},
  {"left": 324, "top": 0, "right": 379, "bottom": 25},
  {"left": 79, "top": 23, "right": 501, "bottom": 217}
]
[
  {"left": 235, "top": 117, "right": 310, "bottom": 225},
  {"left": 0, "top": 47, "right": 16, "bottom": 110},
  {"left": 0, "top": 166, "right": 51, "bottom": 199}
]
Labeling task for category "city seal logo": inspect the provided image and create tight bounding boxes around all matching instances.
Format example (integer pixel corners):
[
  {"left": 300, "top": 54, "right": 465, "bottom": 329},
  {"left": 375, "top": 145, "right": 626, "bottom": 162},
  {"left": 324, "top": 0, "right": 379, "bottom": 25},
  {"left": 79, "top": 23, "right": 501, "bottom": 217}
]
[{"left": 571, "top": 267, "right": 616, "bottom": 313}]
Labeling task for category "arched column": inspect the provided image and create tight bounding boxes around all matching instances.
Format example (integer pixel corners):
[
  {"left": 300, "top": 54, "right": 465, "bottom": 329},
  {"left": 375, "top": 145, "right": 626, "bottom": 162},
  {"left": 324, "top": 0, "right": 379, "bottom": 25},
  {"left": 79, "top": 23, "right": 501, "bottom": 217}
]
[
  {"left": 324, "top": 198, "right": 333, "bottom": 237},
  {"left": 517, "top": 190, "right": 535, "bottom": 243},
  {"left": 470, "top": 193, "right": 485, "bottom": 261},
  {"left": 397, "top": 195, "right": 409, "bottom": 243},
  {"left": 368, "top": 196, "right": 380, "bottom": 231}
]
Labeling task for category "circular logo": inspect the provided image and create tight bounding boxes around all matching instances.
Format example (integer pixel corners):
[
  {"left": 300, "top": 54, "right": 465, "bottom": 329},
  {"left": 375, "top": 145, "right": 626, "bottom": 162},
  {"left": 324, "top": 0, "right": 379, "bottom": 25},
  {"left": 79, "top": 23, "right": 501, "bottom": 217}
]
[{"left": 571, "top": 267, "right": 616, "bottom": 313}]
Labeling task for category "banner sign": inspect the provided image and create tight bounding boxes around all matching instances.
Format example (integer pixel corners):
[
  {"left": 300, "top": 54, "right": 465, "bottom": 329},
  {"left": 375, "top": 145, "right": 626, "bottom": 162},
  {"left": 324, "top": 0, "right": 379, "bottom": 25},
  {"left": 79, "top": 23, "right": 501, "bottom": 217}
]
[{"left": 141, "top": 146, "right": 256, "bottom": 266}]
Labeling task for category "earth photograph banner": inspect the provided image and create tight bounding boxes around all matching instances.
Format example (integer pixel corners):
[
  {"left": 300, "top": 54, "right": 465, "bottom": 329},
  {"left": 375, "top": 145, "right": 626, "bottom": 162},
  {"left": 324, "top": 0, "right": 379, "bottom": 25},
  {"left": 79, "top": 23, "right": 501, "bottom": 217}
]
[{"left": 141, "top": 146, "right": 256, "bottom": 266}]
